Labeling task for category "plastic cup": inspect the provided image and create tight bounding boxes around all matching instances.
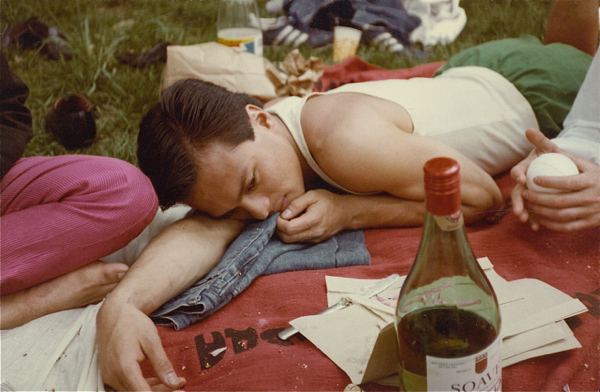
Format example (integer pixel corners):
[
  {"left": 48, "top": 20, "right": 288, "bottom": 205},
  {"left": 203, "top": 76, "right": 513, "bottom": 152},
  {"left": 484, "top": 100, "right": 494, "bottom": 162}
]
[{"left": 333, "top": 26, "right": 362, "bottom": 63}]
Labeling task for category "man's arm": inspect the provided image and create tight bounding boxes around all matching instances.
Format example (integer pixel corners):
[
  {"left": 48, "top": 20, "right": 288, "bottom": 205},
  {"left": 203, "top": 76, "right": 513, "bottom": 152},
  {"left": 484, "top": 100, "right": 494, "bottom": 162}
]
[
  {"left": 277, "top": 190, "right": 425, "bottom": 243},
  {"left": 277, "top": 102, "right": 501, "bottom": 242},
  {"left": 96, "top": 213, "right": 245, "bottom": 391},
  {"left": 277, "top": 184, "right": 495, "bottom": 243}
]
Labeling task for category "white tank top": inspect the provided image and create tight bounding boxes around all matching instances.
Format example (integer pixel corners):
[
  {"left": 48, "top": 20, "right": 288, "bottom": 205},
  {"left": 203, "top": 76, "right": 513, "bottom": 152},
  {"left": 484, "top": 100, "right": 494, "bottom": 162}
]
[{"left": 267, "top": 66, "right": 538, "bottom": 193}]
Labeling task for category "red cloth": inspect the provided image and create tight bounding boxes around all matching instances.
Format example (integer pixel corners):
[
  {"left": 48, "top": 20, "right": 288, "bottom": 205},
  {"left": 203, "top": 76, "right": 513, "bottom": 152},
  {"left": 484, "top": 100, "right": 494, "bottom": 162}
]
[
  {"left": 313, "top": 55, "right": 446, "bottom": 93},
  {"left": 148, "top": 60, "right": 599, "bottom": 391},
  {"left": 149, "top": 173, "right": 599, "bottom": 391}
]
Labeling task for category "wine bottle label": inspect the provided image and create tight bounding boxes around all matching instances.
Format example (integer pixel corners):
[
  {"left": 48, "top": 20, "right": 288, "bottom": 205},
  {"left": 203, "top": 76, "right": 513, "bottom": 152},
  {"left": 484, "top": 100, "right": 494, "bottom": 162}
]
[
  {"left": 433, "top": 212, "right": 464, "bottom": 231},
  {"left": 426, "top": 334, "right": 502, "bottom": 392}
]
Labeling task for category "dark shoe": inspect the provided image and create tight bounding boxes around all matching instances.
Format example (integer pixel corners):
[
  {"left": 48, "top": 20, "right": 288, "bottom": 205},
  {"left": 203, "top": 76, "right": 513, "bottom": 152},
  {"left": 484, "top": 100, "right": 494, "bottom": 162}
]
[
  {"left": 361, "top": 24, "right": 427, "bottom": 58},
  {"left": 115, "top": 40, "right": 171, "bottom": 68},
  {"left": 3, "top": 17, "right": 74, "bottom": 59},
  {"left": 262, "top": 16, "right": 332, "bottom": 48},
  {"left": 45, "top": 94, "right": 96, "bottom": 150},
  {"left": 362, "top": 25, "right": 406, "bottom": 54},
  {"left": 11, "top": 16, "right": 49, "bottom": 49}
]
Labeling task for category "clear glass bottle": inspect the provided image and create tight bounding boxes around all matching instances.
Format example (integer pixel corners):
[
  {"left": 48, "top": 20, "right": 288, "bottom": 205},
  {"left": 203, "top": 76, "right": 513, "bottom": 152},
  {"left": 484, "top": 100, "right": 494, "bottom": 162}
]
[
  {"left": 217, "top": 0, "right": 263, "bottom": 57},
  {"left": 394, "top": 157, "right": 502, "bottom": 392}
]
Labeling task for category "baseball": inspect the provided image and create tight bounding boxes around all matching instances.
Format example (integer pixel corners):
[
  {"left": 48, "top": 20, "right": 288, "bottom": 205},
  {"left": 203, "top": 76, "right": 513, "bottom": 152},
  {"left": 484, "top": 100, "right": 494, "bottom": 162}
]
[{"left": 526, "top": 153, "right": 579, "bottom": 193}]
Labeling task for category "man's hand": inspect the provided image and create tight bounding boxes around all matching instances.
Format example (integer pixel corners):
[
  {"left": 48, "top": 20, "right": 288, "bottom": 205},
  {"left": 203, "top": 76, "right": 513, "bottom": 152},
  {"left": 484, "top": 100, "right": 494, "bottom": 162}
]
[
  {"left": 276, "top": 189, "right": 349, "bottom": 243},
  {"left": 511, "top": 129, "right": 562, "bottom": 185},
  {"left": 94, "top": 214, "right": 244, "bottom": 390},
  {"left": 511, "top": 128, "right": 561, "bottom": 226},
  {"left": 511, "top": 128, "right": 600, "bottom": 231},
  {"left": 96, "top": 297, "right": 185, "bottom": 391}
]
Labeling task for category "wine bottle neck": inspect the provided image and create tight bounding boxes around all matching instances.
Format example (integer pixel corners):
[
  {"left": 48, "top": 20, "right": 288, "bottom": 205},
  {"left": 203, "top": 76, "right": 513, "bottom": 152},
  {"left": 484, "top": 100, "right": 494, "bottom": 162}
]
[
  {"left": 425, "top": 209, "right": 464, "bottom": 232},
  {"left": 416, "top": 211, "right": 474, "bottom": 264}
]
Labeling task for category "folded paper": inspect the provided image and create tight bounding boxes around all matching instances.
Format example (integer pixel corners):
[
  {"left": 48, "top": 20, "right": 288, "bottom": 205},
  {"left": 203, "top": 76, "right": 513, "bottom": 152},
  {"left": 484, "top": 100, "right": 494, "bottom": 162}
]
[{"left": 290, "top": 257, "right": 588, "bottom": 385}]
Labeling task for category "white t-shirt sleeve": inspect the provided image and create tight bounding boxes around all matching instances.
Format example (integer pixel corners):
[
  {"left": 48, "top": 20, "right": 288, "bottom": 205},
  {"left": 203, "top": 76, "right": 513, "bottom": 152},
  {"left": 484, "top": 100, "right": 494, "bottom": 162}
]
[{"left": 554, "top": 45, "right": 600, "bottom": 165}]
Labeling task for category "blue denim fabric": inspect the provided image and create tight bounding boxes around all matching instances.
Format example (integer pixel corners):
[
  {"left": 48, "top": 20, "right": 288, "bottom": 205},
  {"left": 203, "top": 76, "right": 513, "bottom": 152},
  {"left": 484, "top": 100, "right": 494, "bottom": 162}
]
[
  {"left": 283, "top": 0, "right": 420, "bottom": 47},
  {"left": 151, "top": 214, "right": 370, "bottom": 330}
]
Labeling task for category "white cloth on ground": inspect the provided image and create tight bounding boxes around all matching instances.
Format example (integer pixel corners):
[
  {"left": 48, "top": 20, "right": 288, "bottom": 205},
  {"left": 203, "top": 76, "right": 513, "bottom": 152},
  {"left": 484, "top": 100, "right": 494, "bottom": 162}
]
[
  {"left": 553, "top": 45, "right": 600, "bottom": 165},
  {"left": 402, "top": 0, "right": 467, "bottom": 46},
  {"left": 1, "top": 303, "right": 104, "bottom": 391}
]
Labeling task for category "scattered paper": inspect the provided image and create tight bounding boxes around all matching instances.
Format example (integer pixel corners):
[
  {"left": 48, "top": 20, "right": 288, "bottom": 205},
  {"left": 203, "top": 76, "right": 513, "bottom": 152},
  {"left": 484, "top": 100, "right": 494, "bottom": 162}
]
[
  {"left": 500, "top": 279, "right": 587, "bottom": 337},
  {"left": 289, "top": 257, "right": 588, "bottom": 385},
  {"left": 502, "top": 321, "right": 581, "bottom": 367},
  {"left": 502, "top": 321, "right": 568, "bottom": 360}
]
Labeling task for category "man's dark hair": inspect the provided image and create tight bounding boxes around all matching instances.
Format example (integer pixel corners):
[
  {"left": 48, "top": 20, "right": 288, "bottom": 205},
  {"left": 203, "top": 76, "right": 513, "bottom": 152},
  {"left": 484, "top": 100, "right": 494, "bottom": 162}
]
[{"left": 138, "top": 79, "right": 263, "bottom": 209}]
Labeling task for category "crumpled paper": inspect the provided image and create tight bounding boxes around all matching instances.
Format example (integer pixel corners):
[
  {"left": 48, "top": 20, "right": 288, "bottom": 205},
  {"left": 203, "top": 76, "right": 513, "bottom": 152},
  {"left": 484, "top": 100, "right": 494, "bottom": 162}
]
[
  {"left": 265, "top": 49, "right": 325, "bottom": 98},
  {"left": 161, "top": 43, "right": 323, "bottom": 102}
]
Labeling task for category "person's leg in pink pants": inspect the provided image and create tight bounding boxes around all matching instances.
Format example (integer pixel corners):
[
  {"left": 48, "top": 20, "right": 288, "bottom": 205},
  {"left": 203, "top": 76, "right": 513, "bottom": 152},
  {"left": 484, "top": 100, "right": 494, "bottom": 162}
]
[{"left": 1, "top": 155, "right": 158, "bottom": 328}]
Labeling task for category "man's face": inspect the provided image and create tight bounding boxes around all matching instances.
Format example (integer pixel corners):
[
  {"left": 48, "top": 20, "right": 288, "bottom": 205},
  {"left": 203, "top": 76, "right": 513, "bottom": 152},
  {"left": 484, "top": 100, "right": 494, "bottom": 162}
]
[{"left": 184, "top": 128, "right": 306, "bottom": 220}]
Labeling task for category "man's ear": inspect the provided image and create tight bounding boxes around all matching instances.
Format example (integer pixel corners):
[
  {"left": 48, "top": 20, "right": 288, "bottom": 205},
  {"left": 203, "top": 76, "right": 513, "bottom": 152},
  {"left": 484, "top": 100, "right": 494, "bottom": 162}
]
[{"left": 245, "top": 104, "right": 273, "bottom": 130}]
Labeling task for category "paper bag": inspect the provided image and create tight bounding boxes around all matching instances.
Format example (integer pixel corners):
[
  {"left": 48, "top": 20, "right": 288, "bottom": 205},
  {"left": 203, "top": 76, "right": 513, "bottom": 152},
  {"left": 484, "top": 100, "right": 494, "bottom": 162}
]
[{"left": 160, "top": 42, "right": 278, "bottom": 102}]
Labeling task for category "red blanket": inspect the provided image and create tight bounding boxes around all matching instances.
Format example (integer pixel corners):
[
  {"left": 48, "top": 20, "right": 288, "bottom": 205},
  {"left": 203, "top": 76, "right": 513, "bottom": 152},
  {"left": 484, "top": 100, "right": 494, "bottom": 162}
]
[{"left": 149, "top": 58, "right": 599, "bottom": 392}]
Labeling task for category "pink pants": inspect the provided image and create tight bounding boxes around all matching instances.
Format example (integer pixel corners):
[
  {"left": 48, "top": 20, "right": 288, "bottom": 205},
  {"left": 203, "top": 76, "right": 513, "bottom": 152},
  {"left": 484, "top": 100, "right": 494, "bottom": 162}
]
[{"left": 1, "top": 155, "right": 158, "bottom": 295}]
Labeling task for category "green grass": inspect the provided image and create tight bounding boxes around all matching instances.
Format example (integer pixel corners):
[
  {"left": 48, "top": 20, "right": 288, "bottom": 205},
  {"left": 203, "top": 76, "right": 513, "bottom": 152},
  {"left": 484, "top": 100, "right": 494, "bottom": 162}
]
[{"left": 2, "top": 0, "right": 552, "bottom": 165}]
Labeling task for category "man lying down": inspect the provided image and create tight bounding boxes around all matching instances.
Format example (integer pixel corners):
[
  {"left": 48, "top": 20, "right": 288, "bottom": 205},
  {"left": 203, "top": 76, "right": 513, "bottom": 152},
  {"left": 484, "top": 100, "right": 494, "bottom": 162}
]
[
  {"left": 139, "top": 33, "right": 592, "bottom": 238},
  {"left": 3, "top": 32, "right": 592, "bottom": 392}
]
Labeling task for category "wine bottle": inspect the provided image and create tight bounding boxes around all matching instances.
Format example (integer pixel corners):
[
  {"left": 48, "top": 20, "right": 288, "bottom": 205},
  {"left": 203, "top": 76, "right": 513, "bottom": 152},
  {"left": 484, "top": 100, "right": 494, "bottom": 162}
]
[
  {"left": 394, "top": 157, "right": 502, "bottom": 392},
  {"left": 217, "top": 0, "right": 263, "bottom": 57}
]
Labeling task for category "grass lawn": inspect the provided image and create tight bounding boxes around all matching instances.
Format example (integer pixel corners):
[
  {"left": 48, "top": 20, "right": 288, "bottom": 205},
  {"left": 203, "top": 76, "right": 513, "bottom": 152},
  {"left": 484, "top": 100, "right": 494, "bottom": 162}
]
[{"left": 2, "top": 0, "right": 552, "bottom": 166}]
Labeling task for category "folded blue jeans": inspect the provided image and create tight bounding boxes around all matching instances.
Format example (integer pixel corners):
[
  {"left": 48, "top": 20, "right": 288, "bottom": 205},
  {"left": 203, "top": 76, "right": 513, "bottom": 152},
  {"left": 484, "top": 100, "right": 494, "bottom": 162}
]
[{"left": 151, "top": 214, "right": 370, "bottom": 330}]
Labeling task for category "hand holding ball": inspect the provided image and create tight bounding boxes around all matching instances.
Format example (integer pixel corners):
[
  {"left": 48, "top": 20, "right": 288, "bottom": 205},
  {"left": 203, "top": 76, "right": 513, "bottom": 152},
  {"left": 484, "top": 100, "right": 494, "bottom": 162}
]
[{"left": 526, "top": 153, "right": 579, "bottom": 193}]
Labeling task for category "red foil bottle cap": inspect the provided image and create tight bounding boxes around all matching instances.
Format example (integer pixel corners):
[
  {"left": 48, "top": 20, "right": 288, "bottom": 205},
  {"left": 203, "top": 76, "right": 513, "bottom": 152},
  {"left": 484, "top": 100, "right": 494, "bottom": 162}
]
[{"left": 424, "top": 157, "right": 461, "bottom": 216}]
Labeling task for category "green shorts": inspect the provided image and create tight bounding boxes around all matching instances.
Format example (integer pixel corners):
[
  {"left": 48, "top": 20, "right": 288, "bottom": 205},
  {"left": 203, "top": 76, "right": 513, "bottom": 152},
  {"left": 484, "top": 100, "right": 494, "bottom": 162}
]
[{"left": 436, "top": 35, "right": 592, "bottom": 138}]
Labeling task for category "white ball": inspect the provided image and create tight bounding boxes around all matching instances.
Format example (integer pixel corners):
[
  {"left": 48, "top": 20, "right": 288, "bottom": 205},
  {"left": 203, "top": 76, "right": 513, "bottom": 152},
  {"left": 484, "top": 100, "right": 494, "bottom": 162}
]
[{"left": 526, "top": 153, "right": 579, "bottom": 193}]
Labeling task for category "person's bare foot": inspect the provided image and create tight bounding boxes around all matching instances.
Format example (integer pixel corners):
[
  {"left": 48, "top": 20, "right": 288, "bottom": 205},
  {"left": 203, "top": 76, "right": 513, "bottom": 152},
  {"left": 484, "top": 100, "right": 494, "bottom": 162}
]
[{"left": 1, "top": 261, "right": 129, "bottom": 330}]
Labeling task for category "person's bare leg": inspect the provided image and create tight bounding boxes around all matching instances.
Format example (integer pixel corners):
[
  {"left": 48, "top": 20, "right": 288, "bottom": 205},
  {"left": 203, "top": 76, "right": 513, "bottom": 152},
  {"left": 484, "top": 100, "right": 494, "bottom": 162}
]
[
  {"left": 545, "top": 0, "right": 599, "bottom": 55},
  {"left": 0, "top": 261, "right": 128, "bottom": 330}
]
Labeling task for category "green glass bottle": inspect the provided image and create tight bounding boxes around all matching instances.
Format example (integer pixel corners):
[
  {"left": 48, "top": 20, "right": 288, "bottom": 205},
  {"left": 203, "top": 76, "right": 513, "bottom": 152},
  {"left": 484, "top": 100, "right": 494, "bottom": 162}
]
[{"left": 395, "top": 157, "right": 502, "bottom": 392}]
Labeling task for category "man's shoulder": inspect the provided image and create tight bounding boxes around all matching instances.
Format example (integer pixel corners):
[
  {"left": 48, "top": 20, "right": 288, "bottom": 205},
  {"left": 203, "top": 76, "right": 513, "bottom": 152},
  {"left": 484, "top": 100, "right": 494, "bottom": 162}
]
[
  {"left": 302, "top": 92, "right": 378, "bottom": 127},
  {"left": 302, "top": 93, "right": 399, "bottom": 157}
]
